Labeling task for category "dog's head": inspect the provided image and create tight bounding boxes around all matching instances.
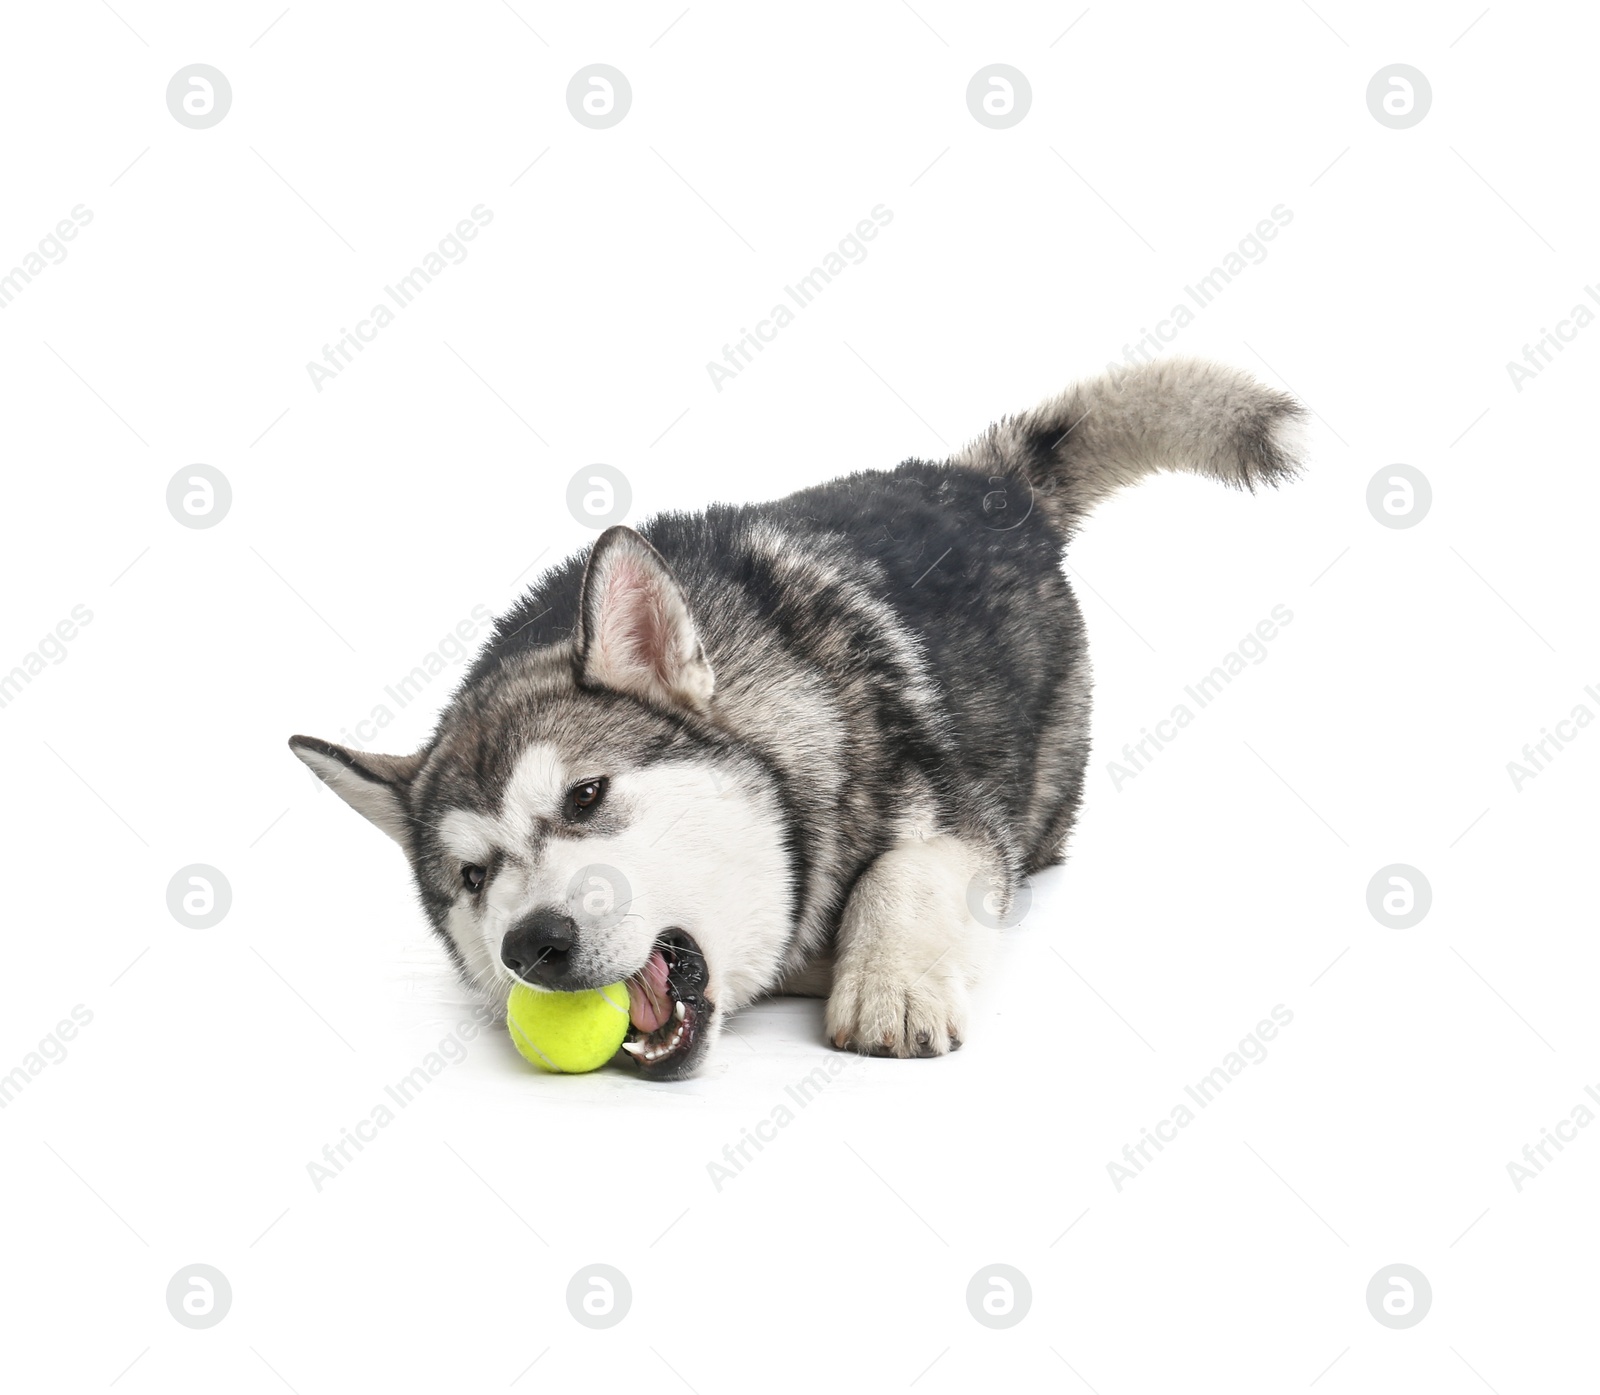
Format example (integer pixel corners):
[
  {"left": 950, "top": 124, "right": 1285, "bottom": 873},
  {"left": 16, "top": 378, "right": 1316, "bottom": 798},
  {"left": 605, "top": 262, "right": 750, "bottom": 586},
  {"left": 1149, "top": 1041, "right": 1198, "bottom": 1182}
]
[{"left": 291, "top": 526, "right": 796, "bottom": 1079}]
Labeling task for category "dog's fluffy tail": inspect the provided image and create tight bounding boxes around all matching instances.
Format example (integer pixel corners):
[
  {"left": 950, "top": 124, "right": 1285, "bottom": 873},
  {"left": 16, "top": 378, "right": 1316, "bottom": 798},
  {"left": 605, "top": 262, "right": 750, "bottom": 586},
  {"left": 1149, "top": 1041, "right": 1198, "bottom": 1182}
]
[{"left": 954, "top": 357, "right": 1308, "bottom": 534}]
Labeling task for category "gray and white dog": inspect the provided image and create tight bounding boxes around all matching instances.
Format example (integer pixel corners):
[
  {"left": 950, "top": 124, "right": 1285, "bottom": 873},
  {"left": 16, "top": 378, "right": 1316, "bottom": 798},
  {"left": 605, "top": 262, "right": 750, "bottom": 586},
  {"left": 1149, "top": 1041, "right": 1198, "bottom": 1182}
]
[{"left": 291, "top": 359, "right": 1305, "bottom": 1079}]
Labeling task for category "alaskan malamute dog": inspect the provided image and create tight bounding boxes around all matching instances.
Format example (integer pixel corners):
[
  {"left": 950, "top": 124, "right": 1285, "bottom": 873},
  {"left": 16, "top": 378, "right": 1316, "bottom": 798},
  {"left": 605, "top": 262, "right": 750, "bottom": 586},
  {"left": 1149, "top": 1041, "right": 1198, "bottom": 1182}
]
[{"left": 291, "top": 359, "right": 1304, "bottom": 1079}]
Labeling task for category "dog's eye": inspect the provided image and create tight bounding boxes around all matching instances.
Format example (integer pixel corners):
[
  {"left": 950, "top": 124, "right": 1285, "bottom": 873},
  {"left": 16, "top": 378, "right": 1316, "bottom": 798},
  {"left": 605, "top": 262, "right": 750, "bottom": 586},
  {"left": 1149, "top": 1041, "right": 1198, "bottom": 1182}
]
[
  {"left": 461, "top": 865, "right": 486, "bottom": 893},
  {"left": 566, "top": 778, "right": 607, "bottom": 818}
]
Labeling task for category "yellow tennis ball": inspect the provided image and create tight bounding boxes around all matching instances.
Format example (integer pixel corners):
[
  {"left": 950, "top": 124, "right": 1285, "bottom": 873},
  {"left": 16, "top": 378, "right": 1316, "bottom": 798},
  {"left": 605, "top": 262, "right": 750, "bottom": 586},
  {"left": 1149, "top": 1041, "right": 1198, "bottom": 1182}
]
[{"left": 506, "top": 981, "right": 630, "bottom": 1073}]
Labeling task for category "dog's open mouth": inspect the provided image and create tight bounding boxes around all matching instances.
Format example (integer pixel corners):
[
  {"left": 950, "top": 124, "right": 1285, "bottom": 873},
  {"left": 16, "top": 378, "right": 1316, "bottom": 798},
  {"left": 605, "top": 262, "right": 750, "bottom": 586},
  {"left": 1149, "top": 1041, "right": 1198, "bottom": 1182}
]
[{"left": 619, "top": 930, "right": 711, "bottom": 1077}]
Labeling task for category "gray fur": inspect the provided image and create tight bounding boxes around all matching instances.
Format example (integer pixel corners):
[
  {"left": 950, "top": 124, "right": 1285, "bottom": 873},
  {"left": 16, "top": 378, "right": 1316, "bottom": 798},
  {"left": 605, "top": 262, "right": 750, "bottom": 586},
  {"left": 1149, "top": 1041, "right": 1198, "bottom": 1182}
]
[{"left": 290, "top": 358, "right": 1306, "bottom": 1077}]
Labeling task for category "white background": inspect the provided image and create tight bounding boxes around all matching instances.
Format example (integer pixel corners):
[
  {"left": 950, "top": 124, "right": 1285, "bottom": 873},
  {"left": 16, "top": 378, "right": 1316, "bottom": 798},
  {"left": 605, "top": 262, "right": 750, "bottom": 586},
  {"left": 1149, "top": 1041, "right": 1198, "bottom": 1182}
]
[{"left": 1, "top": 1, "right": 1596, "bottom": 1390}]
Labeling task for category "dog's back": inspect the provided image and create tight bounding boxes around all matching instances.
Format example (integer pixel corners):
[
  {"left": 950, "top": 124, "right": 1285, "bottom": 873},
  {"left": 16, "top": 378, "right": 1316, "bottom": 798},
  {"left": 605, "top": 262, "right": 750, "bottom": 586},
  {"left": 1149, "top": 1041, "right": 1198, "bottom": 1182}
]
[{"left": 478, "top": 357, "right": 1305, "bottom": 884}]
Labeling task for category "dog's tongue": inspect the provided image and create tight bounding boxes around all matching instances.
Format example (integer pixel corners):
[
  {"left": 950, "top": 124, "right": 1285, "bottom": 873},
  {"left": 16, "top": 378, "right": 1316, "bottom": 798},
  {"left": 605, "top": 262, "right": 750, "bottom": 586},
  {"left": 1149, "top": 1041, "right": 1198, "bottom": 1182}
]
[{"left": 628, "top": 950, "right": 673, "bottom": 1033}]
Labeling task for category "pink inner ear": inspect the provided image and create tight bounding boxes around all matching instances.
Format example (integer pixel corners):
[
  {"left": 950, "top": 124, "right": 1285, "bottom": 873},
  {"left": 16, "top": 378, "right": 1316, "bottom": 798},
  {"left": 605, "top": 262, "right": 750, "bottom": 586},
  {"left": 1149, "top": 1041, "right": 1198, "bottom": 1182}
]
[{"left": 598, "top": 556, "right": 674, "bottom": 685}]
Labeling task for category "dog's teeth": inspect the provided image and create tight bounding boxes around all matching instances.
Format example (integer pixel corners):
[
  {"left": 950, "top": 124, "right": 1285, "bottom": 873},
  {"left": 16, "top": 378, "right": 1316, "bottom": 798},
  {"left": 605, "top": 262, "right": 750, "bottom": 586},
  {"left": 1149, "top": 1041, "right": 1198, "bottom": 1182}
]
[
  {"left": 625, "top": 1017, "right": 690, "bottom": 1066},
  {"left": 674, "top": 1000, "right": 686, "bottom": 1021}
]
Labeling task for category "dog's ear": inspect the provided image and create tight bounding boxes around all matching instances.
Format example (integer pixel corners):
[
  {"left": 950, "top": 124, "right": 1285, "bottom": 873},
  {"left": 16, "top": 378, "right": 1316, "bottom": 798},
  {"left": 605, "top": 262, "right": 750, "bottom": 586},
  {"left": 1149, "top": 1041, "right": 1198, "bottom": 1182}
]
[
  {"left": 575, "top": 525, "right": 715, "bottom": 713},
  {"left": 289, "top": 736, "right": 424, "bottom": 848}
]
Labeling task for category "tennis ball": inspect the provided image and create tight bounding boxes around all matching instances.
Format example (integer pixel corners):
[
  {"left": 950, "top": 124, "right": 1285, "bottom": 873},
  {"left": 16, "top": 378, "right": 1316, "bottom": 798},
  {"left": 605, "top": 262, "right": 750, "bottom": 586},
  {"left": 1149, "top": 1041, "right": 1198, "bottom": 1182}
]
[{"left": 507, "top": 981, "right": 630, "bottom": 1073}]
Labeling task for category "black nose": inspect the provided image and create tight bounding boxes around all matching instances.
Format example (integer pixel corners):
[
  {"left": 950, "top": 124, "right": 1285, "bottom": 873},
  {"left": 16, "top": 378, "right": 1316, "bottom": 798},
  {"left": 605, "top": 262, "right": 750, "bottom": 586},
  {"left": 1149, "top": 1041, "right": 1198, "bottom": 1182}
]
[{"left": 502, "top": 908, "right": 579, "bottom": 985}]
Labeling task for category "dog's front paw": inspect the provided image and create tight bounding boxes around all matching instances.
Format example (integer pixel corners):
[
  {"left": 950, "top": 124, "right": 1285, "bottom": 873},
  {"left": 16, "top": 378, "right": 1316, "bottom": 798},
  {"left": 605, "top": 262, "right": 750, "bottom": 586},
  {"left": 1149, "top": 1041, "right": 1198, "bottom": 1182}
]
[{"left": 825, "top": 961, "right": 967, "bottom": 1059}]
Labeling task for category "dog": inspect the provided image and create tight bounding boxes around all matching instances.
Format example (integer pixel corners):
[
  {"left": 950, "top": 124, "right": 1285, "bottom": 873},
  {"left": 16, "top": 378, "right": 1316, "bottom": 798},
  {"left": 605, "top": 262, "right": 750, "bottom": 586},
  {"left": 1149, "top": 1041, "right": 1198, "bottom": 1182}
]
[{"left": 291, "top": 358, "right": 1305, "bottom": 1079}]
